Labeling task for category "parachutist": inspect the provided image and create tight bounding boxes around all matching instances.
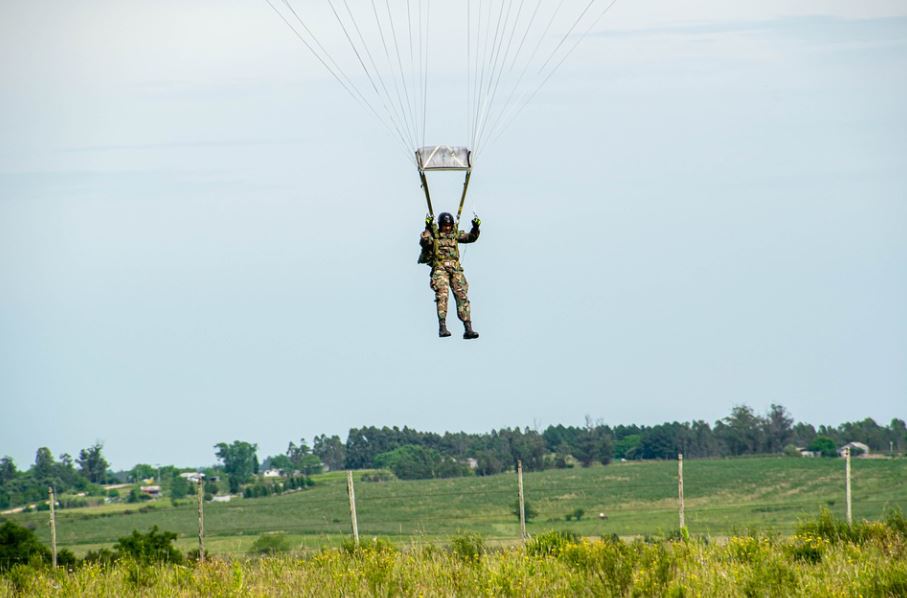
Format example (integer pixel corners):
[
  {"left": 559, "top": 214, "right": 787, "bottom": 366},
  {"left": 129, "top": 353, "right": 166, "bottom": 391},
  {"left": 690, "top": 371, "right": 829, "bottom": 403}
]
[{"left": 420, "top": 212, "right": 480, "bottom": 340}]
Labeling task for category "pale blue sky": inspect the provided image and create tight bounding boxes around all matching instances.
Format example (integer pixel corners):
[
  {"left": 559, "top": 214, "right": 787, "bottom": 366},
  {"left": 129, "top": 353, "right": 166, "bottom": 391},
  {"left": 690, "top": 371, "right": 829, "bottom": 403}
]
[{"left": 1, "top": 1, "right": 905, "bottom": 470}]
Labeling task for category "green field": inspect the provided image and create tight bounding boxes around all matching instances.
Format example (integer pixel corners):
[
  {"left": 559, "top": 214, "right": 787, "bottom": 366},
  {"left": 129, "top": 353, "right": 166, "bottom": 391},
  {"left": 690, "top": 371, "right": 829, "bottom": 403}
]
[{"left": 8, "top": 456, "right": 907, "bottom": 556}]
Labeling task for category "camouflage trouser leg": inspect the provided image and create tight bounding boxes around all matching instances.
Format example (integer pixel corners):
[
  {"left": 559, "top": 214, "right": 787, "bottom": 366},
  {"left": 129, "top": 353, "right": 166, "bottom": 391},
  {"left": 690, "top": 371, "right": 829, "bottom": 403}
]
[{"left": 430, "top": 267, "right": 471, "bottom": 322}]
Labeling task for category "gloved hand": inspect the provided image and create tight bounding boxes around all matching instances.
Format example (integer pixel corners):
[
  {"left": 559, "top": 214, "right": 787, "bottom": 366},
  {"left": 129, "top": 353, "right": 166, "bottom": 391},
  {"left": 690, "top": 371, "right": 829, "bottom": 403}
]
[
  {"left": 425, "top": 214, "right": 434, "bottom": 229},
  {"left": 471, "top": 216, "right": 481, "bottom": 228}
]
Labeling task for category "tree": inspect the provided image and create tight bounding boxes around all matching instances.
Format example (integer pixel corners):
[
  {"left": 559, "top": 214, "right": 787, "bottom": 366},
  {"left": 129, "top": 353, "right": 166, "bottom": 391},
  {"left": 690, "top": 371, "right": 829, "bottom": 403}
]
[
  {"left": 33, "top": 447, "right": 55, "bottom": 480},
  {"left": 169, "top": 474, "right": 189, "bottom": 499},
  {"left": 614, "top": 435, "right": 641, "bottom": 460},
  {"left": 313, "top": 435, "right": 346, "bottom": 471},
  {"left": 287, "top": 439, "right": 323, "bottom": 476},
  {"left": 214, "top": 441, "right": 259, "bottom": 493},
  {"left": 77, "top": 443, "right": 109, "bottom": 484},
  {"left": 717, "top": 405, "right": 765, "bottom": 455},
  {"left": 129, "top": 464, "right": 157, "bottom": 483},
  {"left": 808, "top": 436, "right": 838, "bottom": 458},
  {"left": 0, "top": 457, "right": 15, "bottom": 485},
  {"left": 762, "top": 404, "right": 794, "bottom": 454}
]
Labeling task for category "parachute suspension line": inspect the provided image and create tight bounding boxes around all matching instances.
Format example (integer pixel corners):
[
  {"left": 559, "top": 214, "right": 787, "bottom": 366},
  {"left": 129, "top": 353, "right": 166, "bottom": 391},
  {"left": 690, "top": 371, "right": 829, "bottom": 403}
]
[
  {"left": 473, "top": 0, "right": 525, "bottom": 157},
  {"left": 264, "top": 0, "right": 411, "bottom": 157},
  {"left": 340, "top": 0, "right": 410, "bottom": 138},
  {"left": 369, "top": 0, "right": 418, "bottom": 156},
  {"left": 537, "top": 0, "right": 598, "bottom": 76},
  {"left": 384, "top": 0, "right": 420, "bottom": 153},
  {"left": 464, "top": 0, "right": 476, "bottom": 149},
  {"left": 475, "top": 0, "right": 567, "bottom": 153},
  {"left": 406, "top": 0, "right": 416, "bottom": 140},
  {"left": 471, "top": 0, "right": 544, "bottom": 155},
  {"left": 471, "top": 0, "right": 499, "bottom": 151},
  {"left": 488, "top": 0, "right": 621, "bottom": 148},
  {"left": 469, "top": 0, "right": 487, "bottom": 151},
  {"left": 421, "top": 0, "right": 431, "bottom": 150},
  {"left": 333, "top": 0, "right": 416, "bottom": 150}
]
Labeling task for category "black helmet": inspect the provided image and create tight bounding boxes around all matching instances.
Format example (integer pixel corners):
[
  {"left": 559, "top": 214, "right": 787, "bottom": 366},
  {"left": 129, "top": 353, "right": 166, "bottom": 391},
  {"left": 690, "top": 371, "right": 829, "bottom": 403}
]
[{"left": 438, "top": 212, "right": 455, "bottom": 227}]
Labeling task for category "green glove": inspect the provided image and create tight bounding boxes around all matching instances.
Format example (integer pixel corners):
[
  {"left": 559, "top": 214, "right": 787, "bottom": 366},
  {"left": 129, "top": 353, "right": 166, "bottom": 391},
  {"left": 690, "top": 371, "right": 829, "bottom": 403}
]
[
  {"left": 471, "top": 216, "right": 481, "bottom": 228},
  {"left": 425, "top": 214, "right": 434, "bottom": 228}
]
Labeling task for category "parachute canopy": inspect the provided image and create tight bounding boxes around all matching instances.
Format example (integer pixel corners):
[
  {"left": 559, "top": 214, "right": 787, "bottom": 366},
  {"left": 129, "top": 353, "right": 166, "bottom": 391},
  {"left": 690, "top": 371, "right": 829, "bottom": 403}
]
[{"left": 416, "top": 146, "right": 472, "bottom": 172}]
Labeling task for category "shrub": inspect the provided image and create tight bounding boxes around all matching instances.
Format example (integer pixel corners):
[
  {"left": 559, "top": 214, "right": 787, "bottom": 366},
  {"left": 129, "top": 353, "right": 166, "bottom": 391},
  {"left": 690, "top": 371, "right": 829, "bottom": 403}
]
[
  {"left": 511, "top": 499, "right": 539, "bottom": 522},
  {"left": 0, "top": 520, "right": 51, "bottom": 571},
  {"left": 113, "top": 526, "right": 183, "bottom": 564},
  {"left": 248, "top": 532, "right": 291, "bottom": 555},
  {"left": 450, "top": 533, "right": 485, "bottom": 561}
]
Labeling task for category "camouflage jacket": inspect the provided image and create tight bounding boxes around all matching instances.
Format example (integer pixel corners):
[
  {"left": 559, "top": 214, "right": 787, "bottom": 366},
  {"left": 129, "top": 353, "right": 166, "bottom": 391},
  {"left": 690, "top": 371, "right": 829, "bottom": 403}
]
[{"left": 419, "top": 226, "right": 480, "bottom": 268}]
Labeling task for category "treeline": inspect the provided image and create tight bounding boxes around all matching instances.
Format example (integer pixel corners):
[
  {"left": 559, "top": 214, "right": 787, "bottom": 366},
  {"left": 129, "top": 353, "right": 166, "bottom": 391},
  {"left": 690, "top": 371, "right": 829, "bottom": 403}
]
[
  {"left": 301, "top": 405, "right": 906, "bottom": 479},
  {"left": 3, "top": 405, "right": 905, "bottom": 504}
]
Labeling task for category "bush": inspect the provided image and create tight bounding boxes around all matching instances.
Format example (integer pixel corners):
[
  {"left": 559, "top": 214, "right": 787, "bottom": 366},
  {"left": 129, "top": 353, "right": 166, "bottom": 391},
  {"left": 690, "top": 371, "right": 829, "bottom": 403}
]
[
  {"left": 511, "top": 499, "right": 539, "bottom": 522},
  {"left": 113, "top": 526, "right": 183, "bottom": 564},
  {"left": 248, "top": 532, "right": 292, "bottom": 555},
  {"left": 565, "top": 508, "right": 585, "bottom": 522},
  {"left": 450, "top": 533, "right": 485, "bottom": 561},
  {"left": 0, "top": 520, "right": 51, "bottom": 571}
]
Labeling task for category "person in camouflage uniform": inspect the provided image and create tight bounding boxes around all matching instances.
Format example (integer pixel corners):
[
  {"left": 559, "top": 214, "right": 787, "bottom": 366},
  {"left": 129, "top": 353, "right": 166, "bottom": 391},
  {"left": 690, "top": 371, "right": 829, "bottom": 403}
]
[{"left": 420, "top": 211, "right": 481, "bottom": 339}]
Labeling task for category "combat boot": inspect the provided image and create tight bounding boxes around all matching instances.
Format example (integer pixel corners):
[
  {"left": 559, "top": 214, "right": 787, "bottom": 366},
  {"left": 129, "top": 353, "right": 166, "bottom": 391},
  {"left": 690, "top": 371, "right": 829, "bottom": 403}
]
[
  {"left": 463, "top": 321, "right": 479, "bottom": 340},
  {"left": 438, "top": 319, "right": 452, "bottom": 338}
]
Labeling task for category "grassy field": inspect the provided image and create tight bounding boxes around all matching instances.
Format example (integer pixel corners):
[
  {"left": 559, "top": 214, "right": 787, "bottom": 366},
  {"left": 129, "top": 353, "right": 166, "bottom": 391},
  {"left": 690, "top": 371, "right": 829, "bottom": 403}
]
[{"left": 8, "top": 456, "right": 907, "bottom": 556}]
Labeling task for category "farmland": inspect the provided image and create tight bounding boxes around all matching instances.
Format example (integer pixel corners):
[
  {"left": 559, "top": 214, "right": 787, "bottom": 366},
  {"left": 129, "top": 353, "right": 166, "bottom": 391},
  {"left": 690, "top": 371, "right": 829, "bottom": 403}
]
[{"left": 7, "top": 456, "right": 907, "bottom": 557}]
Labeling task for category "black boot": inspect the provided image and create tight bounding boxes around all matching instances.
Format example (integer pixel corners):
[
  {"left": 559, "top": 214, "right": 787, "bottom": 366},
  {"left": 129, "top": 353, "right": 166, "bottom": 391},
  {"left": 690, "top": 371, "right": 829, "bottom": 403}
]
[
  {"left": 438, "top": 319, "right": 452, "bottom": 338},
  {"left": 463, "top": 320, "right": 479, "bottom": 340}
]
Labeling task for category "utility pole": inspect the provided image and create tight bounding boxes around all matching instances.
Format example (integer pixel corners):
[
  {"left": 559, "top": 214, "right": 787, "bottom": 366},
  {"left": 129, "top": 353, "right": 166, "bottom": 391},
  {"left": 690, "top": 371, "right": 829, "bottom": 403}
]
[
  {"left": 48, "top": 487, "right": 57, "bottom": 567},
  {"left": 845, "top": 447, "right": 852, "bottom": 525},
  {"left": 197, "top": 475, "right": 206, "bottom": 562},
  {"left": 347, "top": 471, "right": 359, "bottom": 546},
  {"left": 678, "top": 453, "right": 685, "bottom": 530},
  {"left": 517, "top": 460, "right": 527, "bottom": 541}
]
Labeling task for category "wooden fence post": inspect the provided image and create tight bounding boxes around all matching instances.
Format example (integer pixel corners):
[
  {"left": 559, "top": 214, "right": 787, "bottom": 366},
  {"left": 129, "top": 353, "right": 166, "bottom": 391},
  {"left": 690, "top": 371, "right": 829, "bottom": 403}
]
[
  {"left": 347, "top": 470, "right": 360, "bottom": 546},
  {"left": 678, "top": 453, "right": 685, "bottom": 530},
  {"left": 197, "top": 476, "right": 206, "bottom": 562},
  {"left": 517, "top": 460, "right": 527, "bottom": 540},
  {"left": 845, "top": 447, "right": 852, "bottom": 525},
  {"left": 48, "top": 487, "right": 57, "bottom": 568}
]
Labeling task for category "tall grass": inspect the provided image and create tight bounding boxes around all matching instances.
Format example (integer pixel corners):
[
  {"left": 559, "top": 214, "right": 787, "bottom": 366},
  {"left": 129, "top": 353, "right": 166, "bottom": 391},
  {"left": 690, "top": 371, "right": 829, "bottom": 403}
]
[{"left": 3, "top": 512, "right": 906, "bottom": 597}]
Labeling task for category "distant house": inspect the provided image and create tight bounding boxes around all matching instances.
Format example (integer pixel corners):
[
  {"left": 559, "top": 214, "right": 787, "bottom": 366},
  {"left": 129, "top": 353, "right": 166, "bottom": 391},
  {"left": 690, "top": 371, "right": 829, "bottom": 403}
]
[
  {"left": 466, "top": 458, "right": 479, "bottom": 471},
  {"left": 838, "top": 442, "right": 870, "bottom": 457},
  {"left": 179, "top": 472, "right": 205, "bottom": 483},
  {"left": 211, "top": 495, "right": 232, "bottom": 503},
  {"left": 262, "top": 469, "right": 285, "bottom": 478}
]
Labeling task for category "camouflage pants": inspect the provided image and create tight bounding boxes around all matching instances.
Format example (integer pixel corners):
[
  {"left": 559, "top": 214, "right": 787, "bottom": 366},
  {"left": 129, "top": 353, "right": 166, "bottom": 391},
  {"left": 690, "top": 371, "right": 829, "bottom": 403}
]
[{"left": 430, "top": 266, "right": 471, "bottom": 322}]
